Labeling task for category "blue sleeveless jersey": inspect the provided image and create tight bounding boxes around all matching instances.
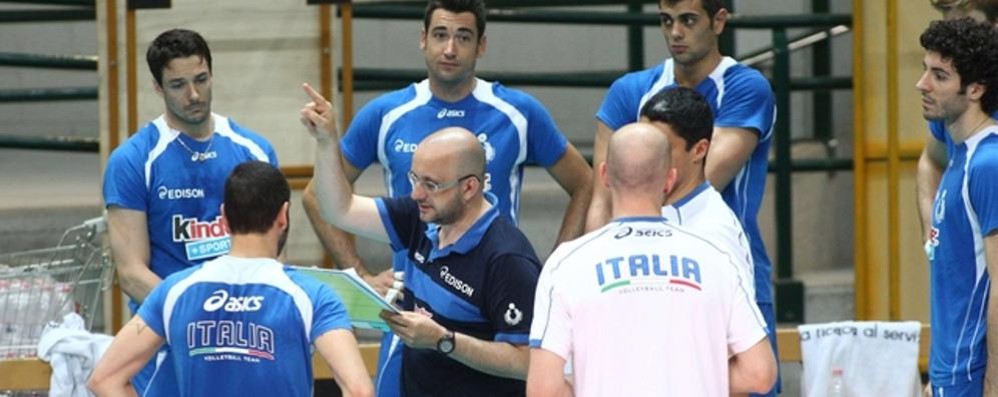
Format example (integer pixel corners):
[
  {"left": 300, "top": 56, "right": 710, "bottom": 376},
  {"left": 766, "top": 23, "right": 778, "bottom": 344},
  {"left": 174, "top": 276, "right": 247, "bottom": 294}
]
[
  {"left": 138, "top": 256, "right": 351, "bottom": 397},
  {"left": 925, "top": 125, "right": 998, "bottom": 388},
  {"left": 596, "top": 57, "right": 776, "bottom": 304}
]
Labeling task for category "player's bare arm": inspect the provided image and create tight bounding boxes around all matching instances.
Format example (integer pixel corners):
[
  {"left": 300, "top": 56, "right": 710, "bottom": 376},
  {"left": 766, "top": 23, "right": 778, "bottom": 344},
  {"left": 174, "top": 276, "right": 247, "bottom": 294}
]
[
  {"left": 107, "top": 207, "right": 161, "bottom": 303},
  {"left": 584, "top": 121, "right": 614, "bottom": 232},
  {"left": 314, "top": 329, "right": 375, "bottom": 397},
  {"left": 917, "top": 137, "right": 947, "bottom": 242},
  {"left": 705, "top": 126, "right": 759, "bottom": 191},
  {"left": 545, "top": 143, "right": 592, "bottom": 247},
  {"left": 88, "top": 316, "right": 163, "bottom": 397}
]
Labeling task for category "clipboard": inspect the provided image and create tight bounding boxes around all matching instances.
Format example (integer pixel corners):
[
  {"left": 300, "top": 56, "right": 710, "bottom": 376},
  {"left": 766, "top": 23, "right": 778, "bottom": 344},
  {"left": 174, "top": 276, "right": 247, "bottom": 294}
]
[{"left": 294, "top": 267, "right": 399, "bottom": 331}]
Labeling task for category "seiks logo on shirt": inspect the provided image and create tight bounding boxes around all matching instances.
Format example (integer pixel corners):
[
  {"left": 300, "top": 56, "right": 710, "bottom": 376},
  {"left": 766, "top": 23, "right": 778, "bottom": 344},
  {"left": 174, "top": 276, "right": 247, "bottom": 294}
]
[{"left": 203, "top": 289, "right": 264, "bottom": 312}]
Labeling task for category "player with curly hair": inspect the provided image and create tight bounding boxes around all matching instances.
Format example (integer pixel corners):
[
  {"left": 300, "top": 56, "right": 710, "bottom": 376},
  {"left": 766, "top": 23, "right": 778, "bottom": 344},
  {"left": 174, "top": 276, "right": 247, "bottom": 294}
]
[{"left": 916, "top": 17, "right": 998, "bottom": 397}]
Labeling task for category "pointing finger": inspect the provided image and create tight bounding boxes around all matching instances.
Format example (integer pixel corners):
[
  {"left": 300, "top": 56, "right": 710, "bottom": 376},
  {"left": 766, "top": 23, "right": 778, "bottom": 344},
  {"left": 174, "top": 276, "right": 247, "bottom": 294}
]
[{"left": 302, "top": 83, "right": 328, "bottom": 108}]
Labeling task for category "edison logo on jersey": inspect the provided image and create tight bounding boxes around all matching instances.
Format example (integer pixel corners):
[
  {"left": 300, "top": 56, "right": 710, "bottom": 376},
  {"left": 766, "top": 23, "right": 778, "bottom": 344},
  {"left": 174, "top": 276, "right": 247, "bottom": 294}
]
[
  {"left": 158, "top": 185, "right": 205, "bottom": 200},
  {"left": 394, "top": 139, "right": 418, "bottom": 153},
  {"left": 595, "top": 253, "right": 702, "bottom": 293},
  {"left": 439, "top": 266, "right": 475, "bottom": 297},
  {"left": 202, "top": 289, "right": 264, "bottom": 313}
]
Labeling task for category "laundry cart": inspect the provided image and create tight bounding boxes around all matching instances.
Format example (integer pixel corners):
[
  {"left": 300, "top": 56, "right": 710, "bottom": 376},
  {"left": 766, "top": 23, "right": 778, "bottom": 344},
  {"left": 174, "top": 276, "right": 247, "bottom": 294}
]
[{"left": 0, "top": 218, "right": 113, "bottom": 393}]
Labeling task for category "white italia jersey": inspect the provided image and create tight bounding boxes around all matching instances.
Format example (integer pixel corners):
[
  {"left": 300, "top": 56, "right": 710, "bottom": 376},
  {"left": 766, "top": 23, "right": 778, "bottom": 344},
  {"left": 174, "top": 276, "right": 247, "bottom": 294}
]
[
  {"left": 662, "top": 182, "right": 755, "bottom": 298},
  {"left": 529, "top": 217, "right": 766, "bottom": 397}
]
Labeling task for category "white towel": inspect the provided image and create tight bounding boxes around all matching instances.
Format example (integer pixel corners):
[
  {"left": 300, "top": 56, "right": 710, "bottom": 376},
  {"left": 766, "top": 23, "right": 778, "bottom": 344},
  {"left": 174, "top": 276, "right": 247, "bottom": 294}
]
[
  {"left": 798, "top": 321, "right": 921, "bottom": 397},
  {"left": 36, "top": 313, "right": 114, "bottom": 397}
]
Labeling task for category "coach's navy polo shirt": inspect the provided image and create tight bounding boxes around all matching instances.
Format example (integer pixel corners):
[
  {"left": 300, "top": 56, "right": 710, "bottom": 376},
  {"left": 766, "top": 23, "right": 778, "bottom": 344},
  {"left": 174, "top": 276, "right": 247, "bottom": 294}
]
[{"left": 375, "top": 193, "right": 541, "bottom": 397}]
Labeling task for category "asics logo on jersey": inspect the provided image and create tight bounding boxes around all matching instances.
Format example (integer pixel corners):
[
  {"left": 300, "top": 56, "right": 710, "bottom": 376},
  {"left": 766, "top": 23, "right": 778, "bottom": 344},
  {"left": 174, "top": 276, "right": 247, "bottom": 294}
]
[
  {"left": 203, "top": 289, "right": 264, "bottom": 312},
  {"left": 436, "top": 108, "right": 465, "bottom": 119},
  {"left": 595, "top": 254, "right": 702, "bottom": 293},
  {"left": 439, "top": 266, "right": 475, "bottom": 297},
  {"left": 394, "top": 139, "right": 418, "bottom": 153},
  {"left": 172, "top": 215, "right": 229, "bottom": 242},
  {"left": 158, "top": 186, "right": 205, "bottom": 200}
]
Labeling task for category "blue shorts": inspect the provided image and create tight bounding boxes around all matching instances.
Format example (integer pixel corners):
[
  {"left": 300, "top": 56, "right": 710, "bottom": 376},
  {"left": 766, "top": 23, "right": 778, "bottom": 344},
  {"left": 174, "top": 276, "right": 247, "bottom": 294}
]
[
  {"left": 374, "top": 333, "right": 404, "bottom": 397},
  {"left": 932, "top": 377, "right": 983, "bottom": 397},
  {"left": 749, "top": 302, "right": 781, "bottom": 397}
]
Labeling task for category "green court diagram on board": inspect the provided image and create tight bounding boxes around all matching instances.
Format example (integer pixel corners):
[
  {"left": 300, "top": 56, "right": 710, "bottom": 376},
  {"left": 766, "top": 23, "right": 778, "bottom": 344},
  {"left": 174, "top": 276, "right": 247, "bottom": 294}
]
[{"left": 294, "top": 267, "right": 399, "bottom": 332}]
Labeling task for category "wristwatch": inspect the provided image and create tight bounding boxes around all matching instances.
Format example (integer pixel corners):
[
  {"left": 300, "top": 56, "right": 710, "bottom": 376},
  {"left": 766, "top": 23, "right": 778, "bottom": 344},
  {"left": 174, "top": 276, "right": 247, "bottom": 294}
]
[{"left": 436, "top": 330, "right": 455, "bottom": 355}]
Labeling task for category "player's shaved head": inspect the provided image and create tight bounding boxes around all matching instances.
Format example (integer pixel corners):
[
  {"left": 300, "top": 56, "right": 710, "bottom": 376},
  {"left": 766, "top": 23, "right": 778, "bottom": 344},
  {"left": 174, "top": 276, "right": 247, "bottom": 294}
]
[
  {"left": 606, "top": 122, "right": 672, "bottom": 194},
  {"left": 418, "top": 127, "right": 486, "bottom": 180}
]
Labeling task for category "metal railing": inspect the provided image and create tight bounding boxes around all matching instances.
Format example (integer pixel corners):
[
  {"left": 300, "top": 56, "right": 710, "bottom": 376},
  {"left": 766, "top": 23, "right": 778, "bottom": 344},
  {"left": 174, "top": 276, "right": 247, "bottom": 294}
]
[{"left": 0, "top": 0, "right": 98, "bottom": 153}]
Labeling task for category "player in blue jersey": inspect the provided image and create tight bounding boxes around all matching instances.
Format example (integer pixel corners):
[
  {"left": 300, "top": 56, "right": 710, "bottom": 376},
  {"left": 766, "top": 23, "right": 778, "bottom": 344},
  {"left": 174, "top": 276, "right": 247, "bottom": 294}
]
[
  {"left": 918, "top": 0, "right": 997, "bottom": 264},
  {"left": 102, "top": 29, "right": 278, "bottom": 395},
  {"left": 915, "top": 18, "right": 998, "bottom": 397},
  {"left": 302, "top": 0, "right": 589, "bottom": 293},
  {"left": 302, "top": 83, "right": 540, "bottom": 396},
  {"left": 300, "top": 0, "right": 590, "bottom": 395},
  {"left": 90, "top": 162, "right": 372, "bottom": 397},
  {"left": 585, "top": 1, "right": 778, "bottom": 394}
]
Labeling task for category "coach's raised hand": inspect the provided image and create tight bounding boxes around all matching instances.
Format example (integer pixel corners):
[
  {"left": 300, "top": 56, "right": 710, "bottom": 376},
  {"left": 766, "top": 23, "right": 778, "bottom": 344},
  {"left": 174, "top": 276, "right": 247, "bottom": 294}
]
[{"left": 300, "top": 83, "right": 337, "bottom": 143}]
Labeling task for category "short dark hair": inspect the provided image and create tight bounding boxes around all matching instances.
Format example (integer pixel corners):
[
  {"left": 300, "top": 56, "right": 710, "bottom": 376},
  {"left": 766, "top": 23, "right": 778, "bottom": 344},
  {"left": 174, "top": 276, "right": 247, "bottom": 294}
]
[
  {"left": 223, "top": 162, "right": 290, "bottom": 235},
  {"left": 424, "top": 0, "right": 487, "bottom": 40},
  {"left": 931, "top": 0, "right": 998, "bottom": 23},
  {"left": 920, "top": 18, "right": 998, "bottom": 114},
  {"left": 662, "top": 0, "right": 727, "bottom": 18},
  {"left": 979, "top": 0, "right": 998, "bottom": 22},
  {"left": 640, "top": 87, "right": 714, "bottom": 150},
  {"left": 146, "top": 29, "right": 212, "bottom": 87}
]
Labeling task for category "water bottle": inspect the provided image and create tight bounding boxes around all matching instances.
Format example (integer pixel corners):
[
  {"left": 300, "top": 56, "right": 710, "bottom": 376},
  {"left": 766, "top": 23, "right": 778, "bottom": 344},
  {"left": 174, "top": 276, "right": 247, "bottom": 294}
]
[{"left": 828, "top": 367, "right": 845, "bottom": 397}]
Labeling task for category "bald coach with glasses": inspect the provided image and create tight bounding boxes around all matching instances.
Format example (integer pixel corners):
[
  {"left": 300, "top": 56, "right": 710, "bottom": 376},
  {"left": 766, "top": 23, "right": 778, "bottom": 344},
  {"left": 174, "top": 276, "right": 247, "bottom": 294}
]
[{"left": 301, "top": 83, "right": 542, "bottom": 396}]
